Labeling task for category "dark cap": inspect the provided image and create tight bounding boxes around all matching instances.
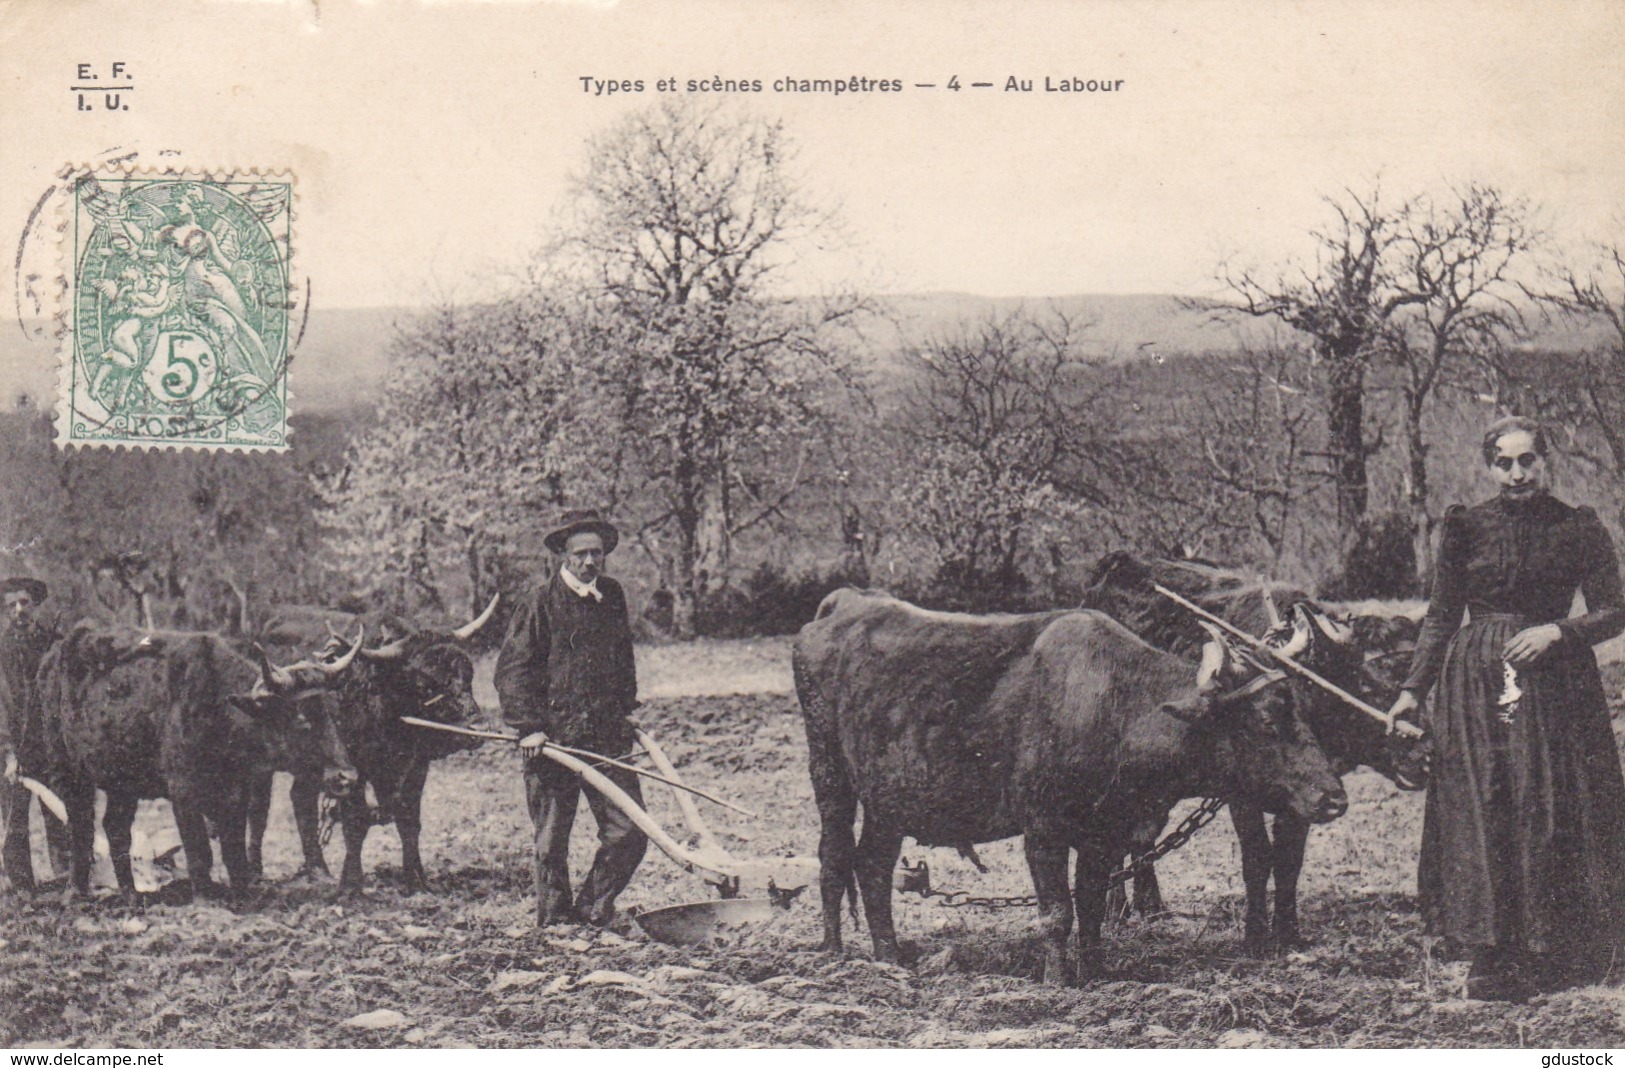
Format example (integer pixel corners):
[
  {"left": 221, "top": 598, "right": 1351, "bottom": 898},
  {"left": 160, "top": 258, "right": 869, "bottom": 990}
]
[
  {"left": 543, "top": 509, "right": 620, "bottom": 556},
  {"left": 1, "top": 577, "right": 47, "bottom": 603}
]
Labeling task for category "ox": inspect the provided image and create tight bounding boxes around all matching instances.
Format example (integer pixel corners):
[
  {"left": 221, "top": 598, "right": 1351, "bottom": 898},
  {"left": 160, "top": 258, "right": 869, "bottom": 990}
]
[
  {"left": 249, "top": 597, "right": 496, "bottom": 893},
  {"left": 794, "top": 588, "right": 1347, "bottom": 984},
  {"left": 1077, "top": 551, "right": 1427, "bottom": 952},
  {"left": 39, "top": 623, "right": 362, "bottom": 900}
]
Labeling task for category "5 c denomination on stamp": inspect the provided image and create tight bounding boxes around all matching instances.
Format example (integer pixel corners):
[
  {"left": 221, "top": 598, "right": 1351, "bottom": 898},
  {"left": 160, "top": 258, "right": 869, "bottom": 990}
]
[{"left": 62, "top": 168, "right": 296, "bottom": 451}]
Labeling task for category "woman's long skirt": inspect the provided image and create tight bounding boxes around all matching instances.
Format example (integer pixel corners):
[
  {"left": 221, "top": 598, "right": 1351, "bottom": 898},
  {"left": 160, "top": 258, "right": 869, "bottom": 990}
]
[{"left": 1420, "top": 614, "right": 1625, "bottom": 966}]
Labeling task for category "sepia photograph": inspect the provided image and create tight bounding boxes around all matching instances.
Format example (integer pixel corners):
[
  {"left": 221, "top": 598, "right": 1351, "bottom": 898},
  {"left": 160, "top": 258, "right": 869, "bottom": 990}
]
[{"left": 2, "top": 0, "right": 1624, "bottom": 1051}]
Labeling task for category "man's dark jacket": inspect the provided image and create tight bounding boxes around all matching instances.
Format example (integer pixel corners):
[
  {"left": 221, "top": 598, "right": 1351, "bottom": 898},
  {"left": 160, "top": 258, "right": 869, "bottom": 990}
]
[
  {"left": 0, "top": 619, "right": 57, "bottom": 772},
  {"left": 494, "top": 572, "right": 638, "bottom": 754}
]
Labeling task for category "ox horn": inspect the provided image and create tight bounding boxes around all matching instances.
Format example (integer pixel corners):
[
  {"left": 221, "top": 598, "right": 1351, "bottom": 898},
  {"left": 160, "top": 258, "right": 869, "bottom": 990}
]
[
  {"left": 1274, "top": 608, "right": 1312, "bottom": 659},
  {"left": 255, "top": 643, "right": 295, "bottom": 693},
  {"left": 359, "top": 635, "right": 409, "bottom": 662},
  {"left": 1309, "top": 604, "right": 1356, "bottom": 646},
  {"left": 1261, "top": 585, "right": 1282, "bottom": 629},
  {"left": 319, "top": 626, "right": 365, "bottom": 675},
  {"left": 1195, "top": 621, "right": 1230, "bottom": 694},
  {"left": 451, "top": 593, "right": 500, "bottom": 641}
]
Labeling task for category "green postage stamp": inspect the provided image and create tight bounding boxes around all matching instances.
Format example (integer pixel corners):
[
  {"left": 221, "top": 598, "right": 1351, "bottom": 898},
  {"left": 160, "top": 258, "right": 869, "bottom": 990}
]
[{"left": 62, "top": 169, "right": 296, "bottom": 450}]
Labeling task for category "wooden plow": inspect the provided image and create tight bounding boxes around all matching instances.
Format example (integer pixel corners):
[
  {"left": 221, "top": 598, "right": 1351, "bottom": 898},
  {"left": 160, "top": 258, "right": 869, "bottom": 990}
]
[{"left": 400, "top": 717, "right": 818, "bottom": 944}]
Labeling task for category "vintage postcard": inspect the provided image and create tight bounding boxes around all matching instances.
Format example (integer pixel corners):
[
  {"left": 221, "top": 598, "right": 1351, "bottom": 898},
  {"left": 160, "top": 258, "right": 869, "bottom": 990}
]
[{"left": 2, "top": 0, "right": 1623, "bottom": 1053}]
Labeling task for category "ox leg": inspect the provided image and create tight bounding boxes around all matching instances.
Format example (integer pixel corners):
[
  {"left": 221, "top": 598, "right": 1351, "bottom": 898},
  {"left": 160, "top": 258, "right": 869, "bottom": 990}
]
[
  {"left": 1270, "top": 813, "right": 1311, "bottom": 949},
  {"left": 215, "top": 799, "right": 255, "bottom": 900},
  {"left": 805, "top": 728, "right": 857, "bottom": 954},
  {"left": 853, "top": 817, "right": 904, "bottom": 962},
  {"left": 1074, "top": 840, "right": 1115, "bottom": 983},
  {"left": 245, "top": 772, "right": 271, "bottom": 881},
  {"left": 63, "top": 778, "right": 96, "bottom": 898},
  {"left": 1122, "top": 816, "right": 1169, "bottom": 919},
  {"left": 1132, "top": 860, "right": 1168, "bottom": 919},
  {"left": 103, "top": 792, "right": 139, "bottom": 899},
  {"left": 1105, "top": 873, "right": 1129, "bottom": 923},
  {"left": 395, "top": 759, "right": 431, "bottom": 894},
  {"left": 1229, "top": 800, "right": 1273, "bottom": 957},
  {"left": 43, "top": 805, "right": 70, "bottom": 884},
  {"left": 289, "top": 775, "right": 331, "bottom": 879},
  {"left": 337, "top": 790, "right": 372, "bottom": 895},
  {"left": 172, "top": 800, "right": 219, "bottom": 901},
  {"left": 1024, "top": 833, "right": 1075, "bottom": 986},
  {"left": 1, "top": 779, "right": 35, "bottom": 893}
]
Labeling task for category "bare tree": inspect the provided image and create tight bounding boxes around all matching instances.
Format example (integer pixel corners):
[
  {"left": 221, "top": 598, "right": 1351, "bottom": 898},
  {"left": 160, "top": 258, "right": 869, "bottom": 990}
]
[
  {"left": 1542, "top": 240, "right": 1625, "bottom": 466},
  {"left": 1536, "top": 238, "right": 1625, "bottom": 524},
  {"left": 1196, "top": 186, "right": 1426, "bottom": 587},
  {"left": 892, "top": 307, "right": 1126, "bottom": 608},
  {"left": 1196, "top": 342, "right": 1321, "bottom": 564},
  {"left": 552, "top": 99, "right": 869, "bottom": 637},
  {"left": 1381, "top": 185, "right": 1535, "bottom": 583}
]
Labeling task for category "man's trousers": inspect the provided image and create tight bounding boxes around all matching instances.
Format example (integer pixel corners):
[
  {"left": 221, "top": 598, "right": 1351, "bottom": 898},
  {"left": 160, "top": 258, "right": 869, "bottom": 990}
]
[
  {"left": 524, "top": 759, "right": 648, "bottom": 926},
  {"left": 2, "top": 781, "right": 69, "bottom": 891}
]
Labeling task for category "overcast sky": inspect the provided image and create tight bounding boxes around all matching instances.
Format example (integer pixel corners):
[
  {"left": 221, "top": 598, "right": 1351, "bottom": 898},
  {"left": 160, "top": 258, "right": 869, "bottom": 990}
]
[{"left": 3, "top": 0, "right": 1621, "bottom": 311}]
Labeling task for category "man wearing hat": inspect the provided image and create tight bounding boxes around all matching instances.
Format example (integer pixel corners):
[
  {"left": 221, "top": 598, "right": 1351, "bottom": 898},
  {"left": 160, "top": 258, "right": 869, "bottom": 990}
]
[
  {"left": 0, "top": 577, "right": 67, "bottom": 891},
  {"left": 495, "top": 510, "right": 646, "bottom": 928}
]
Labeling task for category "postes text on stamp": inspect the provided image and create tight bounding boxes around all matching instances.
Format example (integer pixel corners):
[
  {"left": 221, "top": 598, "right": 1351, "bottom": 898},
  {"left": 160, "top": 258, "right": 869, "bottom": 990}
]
[{"left": 63, "top": 169, "right": 295, "bottom": 450}]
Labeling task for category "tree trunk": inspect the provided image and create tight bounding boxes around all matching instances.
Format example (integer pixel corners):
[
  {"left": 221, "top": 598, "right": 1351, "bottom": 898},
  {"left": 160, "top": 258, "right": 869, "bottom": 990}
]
[
  {"left": 670, "top": 438, "right": 701, "bottom": 640},
  {"left": 464, "top": 531, "right": 483, "bottom": 612},
  {"left": 409, "top": 523, "right": 447, "bottom": 615},
  {"left": 695, "top": 474, "right": 730, "bottom": 601},
  {"left": 1325, "top": 356, "right": 1370, "bottom": 530},
  {"left": 839, "top": 501, "right": 869, "bottom": 585},
  {"left": 1402, "top": 397, "right": 1434, "bottom": 589},
  {"left": 671, "top": 512, "right": 698, "bottom": 641},
  {"left": 1324, "top": 351, "right": 1370, "bottom": 576}
]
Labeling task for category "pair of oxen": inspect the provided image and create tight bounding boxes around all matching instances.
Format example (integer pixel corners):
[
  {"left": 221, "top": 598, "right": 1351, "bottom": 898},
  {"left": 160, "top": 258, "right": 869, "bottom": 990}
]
[
  {"left": 795, "top": 552, "right": 1430, "bottom": 985},
  {"left": 28, "top": 597, "right": 497, "bottom": 901}
]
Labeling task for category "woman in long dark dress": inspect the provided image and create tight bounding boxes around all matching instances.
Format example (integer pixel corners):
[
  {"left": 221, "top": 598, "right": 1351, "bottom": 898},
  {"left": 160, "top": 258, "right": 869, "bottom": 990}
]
[{"left": 1386, "top": 417, "right": 1625, "bottom": 1000}]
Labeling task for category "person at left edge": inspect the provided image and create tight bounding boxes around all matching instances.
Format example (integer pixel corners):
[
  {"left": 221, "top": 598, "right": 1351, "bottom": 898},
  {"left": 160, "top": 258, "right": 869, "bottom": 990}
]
[
  {"left": 495, "top": 509, "right": 646, "bottom": 929},
  {"left": 1, "top": 576, "right": 68, "bottom": 892}
]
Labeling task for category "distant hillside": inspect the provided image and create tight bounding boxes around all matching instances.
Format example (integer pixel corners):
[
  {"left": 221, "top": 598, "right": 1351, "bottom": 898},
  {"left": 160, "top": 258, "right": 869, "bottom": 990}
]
[
  {"left": 3, "top": 295, "right": 1606, "bottom": 415},
  {"left": 0, "top": 306, "right": 403, "bottom": 417},
  {"left": 877, "top": 292, "right": 1278, "bottom": 359},
  {"left": 875, "top": 291, "right": 1610, "bottom": 362}
]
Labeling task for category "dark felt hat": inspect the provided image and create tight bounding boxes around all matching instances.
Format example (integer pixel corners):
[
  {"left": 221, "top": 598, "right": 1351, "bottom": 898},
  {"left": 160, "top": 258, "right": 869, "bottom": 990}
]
[
  {"left": 544, "top": 509, "right": 620, "bottom": 555},
  {"left": 1, "top": 577, "right": 47, "bottom": 603}
]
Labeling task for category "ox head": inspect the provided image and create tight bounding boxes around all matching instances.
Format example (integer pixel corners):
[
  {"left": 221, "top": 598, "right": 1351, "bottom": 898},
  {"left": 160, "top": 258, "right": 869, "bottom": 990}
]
[
  {"left": 331, "top": 595, "right": 497, "bottom": 757},
  {"left": 1161, "top": 623, "right": 1347, "bottom": 825},
  {"left": 1264, "top": 601, "right": 1430, "bottom": 791},
  {"left": 228, "top": 631, "right": 364, "bottom": 798},
  {"left": 59, "top": 623, "right": 167, "bottom": 673}
]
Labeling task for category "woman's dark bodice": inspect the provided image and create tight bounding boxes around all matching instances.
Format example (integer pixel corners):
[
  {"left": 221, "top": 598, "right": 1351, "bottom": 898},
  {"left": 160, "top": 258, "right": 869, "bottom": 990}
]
[{"left": 1403, "top": 492, "right": 1625, "bottom": 694}]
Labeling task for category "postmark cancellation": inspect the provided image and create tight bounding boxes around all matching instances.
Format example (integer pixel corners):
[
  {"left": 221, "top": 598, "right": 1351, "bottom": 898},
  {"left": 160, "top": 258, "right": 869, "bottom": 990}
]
[{"left": 59, "top": 167, "right": 296, "bottom": 451}]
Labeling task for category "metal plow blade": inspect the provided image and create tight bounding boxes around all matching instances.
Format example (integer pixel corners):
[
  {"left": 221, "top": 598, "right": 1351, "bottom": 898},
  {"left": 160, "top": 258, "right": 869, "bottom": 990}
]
[{"left": 634, "top": 897, "right": 783, "bottom": 946}]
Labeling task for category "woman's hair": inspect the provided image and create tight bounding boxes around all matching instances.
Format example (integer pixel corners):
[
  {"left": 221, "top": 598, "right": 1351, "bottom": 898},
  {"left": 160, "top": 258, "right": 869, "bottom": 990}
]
[{"left": 1480, "top": 415, "right": 1549, "bottom": 466}]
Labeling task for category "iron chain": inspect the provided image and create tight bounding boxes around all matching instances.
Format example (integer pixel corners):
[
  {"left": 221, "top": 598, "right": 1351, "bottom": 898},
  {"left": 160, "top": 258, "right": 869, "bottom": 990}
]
[{"left": 899, "top": 797, "right": 1227, "bottom": 909}]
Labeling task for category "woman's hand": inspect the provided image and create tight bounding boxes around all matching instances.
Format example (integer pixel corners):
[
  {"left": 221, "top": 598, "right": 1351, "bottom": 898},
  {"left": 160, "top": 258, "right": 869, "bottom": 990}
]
[
  {"left": 1505, "top": 624, "right": 1563, "bottom": 666},
  {"left": 1385, "top": 690, "right": 1420, "bottom": 735}
]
